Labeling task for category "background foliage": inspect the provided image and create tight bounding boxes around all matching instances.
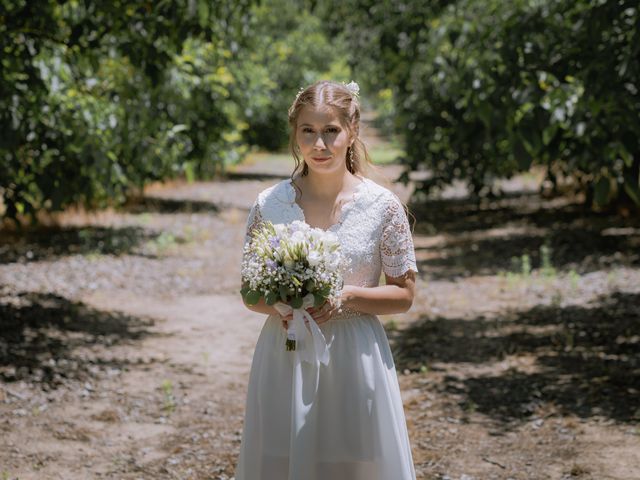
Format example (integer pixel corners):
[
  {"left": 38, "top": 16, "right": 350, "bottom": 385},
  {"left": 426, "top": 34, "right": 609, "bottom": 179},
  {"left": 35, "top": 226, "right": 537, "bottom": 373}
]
[
  {"left": 1, "top": 0, "right": 638, "bottom": 223},
  {"left": 0, "top": 0, "right": 351, "bottom": 222},
  {"left": 0, "top": 0, "right": 257, "bottom": 221},
  {"left": 316, "top": 0, "right": 640, "bottom": 208}
]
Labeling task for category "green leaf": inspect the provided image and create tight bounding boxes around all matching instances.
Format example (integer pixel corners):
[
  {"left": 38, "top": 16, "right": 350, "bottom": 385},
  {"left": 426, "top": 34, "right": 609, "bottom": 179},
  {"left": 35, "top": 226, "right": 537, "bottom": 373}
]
[
  {"left": 265, "top": 291, "right": 278, "bottom": 305},
  {"left": 594, "top": 177, "right": 611, "bottom": 207},
  {"left": 245, "top": 290, "right": 261, "bottom": 306},
  {"left": 198, "top": 0, "right": 210, "bottom": 27},
  {"left": 513, "top": 137, "right": 532, "bottom": 170},
  {"left": 542, "top": 123, "right": 558, "bottom": 146},
  {"left": 476, "top": 101, "right": 492, "bottom": 128},
  {"left": 313, "top": 293, "right": 326, "bottom": 308},
  {"left": 279, "top": 285, "right": 289, "bottom": 302},
  {"left": 184, "top": 162, "right": 196, "bottom": 183},
  {"left": 618, "top": 146, "right": 633, "bottom": 168},
  {"left": 290, "top": 296, "right": 303, "bottom": 309},
  {"left": 521, "top": 128, "right": 541, "bottom": 157},
  {"left": 623, "top": 174, "right": 640, "bottom": 207}
]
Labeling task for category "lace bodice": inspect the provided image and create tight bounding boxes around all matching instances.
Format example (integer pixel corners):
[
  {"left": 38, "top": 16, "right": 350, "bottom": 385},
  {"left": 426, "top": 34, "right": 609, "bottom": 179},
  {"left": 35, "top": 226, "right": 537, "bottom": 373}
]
[{"left": 243, "top": 177, "right": 418, "bottom": 289}]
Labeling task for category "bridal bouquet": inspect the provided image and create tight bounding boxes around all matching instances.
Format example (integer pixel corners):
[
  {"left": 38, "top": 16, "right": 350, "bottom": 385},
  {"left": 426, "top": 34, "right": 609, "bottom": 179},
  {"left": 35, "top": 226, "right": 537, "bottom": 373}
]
[{"left": 241, "top": 220, "right": 348, "bottom": 352}]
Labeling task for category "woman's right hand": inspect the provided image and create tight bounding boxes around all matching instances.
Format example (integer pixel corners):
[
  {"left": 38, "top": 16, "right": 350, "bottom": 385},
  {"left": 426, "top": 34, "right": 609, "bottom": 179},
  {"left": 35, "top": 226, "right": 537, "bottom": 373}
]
[{"left": 280, "top": 311, "right": 293, "bottom": 330}]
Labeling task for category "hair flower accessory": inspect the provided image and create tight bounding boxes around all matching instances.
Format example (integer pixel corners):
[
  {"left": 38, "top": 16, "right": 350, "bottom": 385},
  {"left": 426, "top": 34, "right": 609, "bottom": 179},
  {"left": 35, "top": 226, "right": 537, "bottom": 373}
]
[{"left": 344, "top": 81, "right": 360, "bottom": 97}]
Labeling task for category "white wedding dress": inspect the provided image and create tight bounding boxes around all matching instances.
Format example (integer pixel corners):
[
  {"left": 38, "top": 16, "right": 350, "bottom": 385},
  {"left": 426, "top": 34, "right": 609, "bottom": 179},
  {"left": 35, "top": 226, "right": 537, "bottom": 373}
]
[{"left": 235, "top": 176, "right": 418, "bottom": 480}]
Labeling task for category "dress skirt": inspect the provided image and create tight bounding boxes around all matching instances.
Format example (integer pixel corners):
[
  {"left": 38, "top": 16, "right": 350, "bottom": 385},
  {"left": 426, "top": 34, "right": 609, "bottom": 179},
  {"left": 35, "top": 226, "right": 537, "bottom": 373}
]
[{"left": 234, "top": 313, "right": 416, "bottom": 480}]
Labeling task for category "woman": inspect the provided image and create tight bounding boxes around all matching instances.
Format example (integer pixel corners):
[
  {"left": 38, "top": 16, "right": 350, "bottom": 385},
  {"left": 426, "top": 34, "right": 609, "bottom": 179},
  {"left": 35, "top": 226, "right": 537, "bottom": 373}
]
[{"left": 236, "top": 80, "right": 418, "bottom": 480}]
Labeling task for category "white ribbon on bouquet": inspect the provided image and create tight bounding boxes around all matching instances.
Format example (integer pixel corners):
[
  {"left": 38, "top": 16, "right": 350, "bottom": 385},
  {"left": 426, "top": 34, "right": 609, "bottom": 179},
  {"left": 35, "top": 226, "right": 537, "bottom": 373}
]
[{"left": 273, "top": 293, "right": 330, "bottom": 367}]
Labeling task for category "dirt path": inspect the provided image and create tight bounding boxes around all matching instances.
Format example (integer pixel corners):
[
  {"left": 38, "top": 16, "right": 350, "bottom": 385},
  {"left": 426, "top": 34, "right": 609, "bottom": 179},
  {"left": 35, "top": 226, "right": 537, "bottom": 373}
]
[
  {"left": 1, "top": 157, "right": 640, "bottom": 479},
  {"left": 0, "top": 289, "right": 264, "bottom": 479}
]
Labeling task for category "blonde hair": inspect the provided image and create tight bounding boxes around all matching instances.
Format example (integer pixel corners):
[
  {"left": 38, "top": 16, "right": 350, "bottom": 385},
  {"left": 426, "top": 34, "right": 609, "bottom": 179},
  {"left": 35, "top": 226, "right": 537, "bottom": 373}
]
[{"left": 287, "top": 80, "right": 377, "bottom": 179}]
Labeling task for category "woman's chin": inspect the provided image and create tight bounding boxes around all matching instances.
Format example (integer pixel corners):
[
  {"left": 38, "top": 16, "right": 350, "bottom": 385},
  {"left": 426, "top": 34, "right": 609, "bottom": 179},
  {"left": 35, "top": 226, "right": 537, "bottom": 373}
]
[
  {"left": 308, "top": 163, "right": 343, "bottom": 175},
  {"left": 306, "top": 157, "right": 345, "bottom": 171}
]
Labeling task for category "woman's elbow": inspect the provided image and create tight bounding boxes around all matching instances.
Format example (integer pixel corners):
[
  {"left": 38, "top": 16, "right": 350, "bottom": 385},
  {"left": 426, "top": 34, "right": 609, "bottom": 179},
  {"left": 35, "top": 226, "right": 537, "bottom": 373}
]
[{"left": 400, "top": 288, "right": 415, "bottom": 313}]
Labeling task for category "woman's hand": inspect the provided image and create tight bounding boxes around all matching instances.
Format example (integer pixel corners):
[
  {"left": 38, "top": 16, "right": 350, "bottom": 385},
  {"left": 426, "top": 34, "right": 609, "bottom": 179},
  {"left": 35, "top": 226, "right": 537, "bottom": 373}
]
[
  {"left": 308, "top": 285, "right": 355, "bottom": 324},
  {"left": 306, "top": 297, "right": 341, "bottom": 325},
  {"left": 280, "top": 311, "right": 293, "bottom": 330},
  {"left": 281, "top": 304, "right": 331, "bottom": 329},
  {"left": 281, "top": 286, "right": 356, "bottom": 329}
]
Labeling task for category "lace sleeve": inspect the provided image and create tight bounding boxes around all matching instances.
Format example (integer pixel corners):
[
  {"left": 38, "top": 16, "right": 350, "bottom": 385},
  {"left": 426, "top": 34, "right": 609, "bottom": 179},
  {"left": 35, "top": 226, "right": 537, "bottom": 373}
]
[{"left": 380, "top": 195, "right": 418, "bottom": 278}]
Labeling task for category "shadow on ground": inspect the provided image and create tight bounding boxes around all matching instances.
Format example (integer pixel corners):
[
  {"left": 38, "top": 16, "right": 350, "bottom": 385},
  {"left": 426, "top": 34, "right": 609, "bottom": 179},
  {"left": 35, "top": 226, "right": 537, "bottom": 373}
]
[
  {"left": 224, "top": 171, "right": 289, "bottom": 181},
  {"left": 391, "top": 290, "right": 640, "bottom": 425},
  {"left": 0, "top": 290, "right": 155, "bottom": 388},
  {"left": 0, "top": 226, "right": 155, "bottom": 264},
  {"left": 120, "top": 196, "right": 221, "bottom": 214},
  {"left": 411, "top": 192, "right": 640, "bottom": 279}
]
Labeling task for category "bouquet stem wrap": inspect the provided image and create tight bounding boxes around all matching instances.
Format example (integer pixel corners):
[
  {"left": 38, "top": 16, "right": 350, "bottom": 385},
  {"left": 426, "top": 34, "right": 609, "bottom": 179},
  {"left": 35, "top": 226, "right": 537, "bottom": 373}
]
[{"left": 273, "top": 294, "right": 330, "bottom": 366}]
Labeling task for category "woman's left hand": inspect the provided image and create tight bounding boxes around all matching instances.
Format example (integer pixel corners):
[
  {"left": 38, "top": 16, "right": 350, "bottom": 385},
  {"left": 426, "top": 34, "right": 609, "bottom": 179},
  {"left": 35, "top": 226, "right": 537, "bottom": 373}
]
[
  {"left": 307, "top": 296, "right": 341, "bottom": 325},
  {"left": 307, "top": 285, "right": 355, "bottom": 324}
]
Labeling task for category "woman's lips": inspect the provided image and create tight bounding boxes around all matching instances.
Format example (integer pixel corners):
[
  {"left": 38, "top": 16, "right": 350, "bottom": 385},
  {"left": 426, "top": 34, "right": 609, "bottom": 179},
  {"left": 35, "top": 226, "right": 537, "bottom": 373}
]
[{"left": 312, "top": 156, "right": 332, "bottom": 162}]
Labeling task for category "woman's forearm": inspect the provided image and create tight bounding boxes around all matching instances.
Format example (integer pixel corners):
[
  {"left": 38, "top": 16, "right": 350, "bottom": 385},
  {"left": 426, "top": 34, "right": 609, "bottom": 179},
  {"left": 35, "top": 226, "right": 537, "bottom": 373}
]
[
  {"left": 341, "top": 284, "right": 413, "bottom": 316},
  {"left": 243, "top": 296, "right": 278, "bottom": 316}
]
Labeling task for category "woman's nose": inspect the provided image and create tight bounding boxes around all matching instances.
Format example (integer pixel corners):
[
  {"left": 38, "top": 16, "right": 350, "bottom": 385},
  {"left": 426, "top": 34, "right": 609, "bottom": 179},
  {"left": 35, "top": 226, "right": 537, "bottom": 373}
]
[{"left": 313, "top": 134, "right": 327, "bottom": 149}]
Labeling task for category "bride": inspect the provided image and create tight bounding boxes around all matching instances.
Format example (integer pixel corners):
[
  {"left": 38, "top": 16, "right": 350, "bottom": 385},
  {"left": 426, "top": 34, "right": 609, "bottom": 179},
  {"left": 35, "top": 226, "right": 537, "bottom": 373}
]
[{"left": 235, "top": 80, "right": 418, "bottom": 480}]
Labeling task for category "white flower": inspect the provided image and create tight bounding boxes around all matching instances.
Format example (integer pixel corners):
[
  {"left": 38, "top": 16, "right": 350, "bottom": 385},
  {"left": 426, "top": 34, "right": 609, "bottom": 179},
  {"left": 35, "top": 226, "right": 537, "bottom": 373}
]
[
  {"left": 241, "top": 220, "right": 347, "bottom": 334},
  {"left": 290, "top": 230, "right": 306, "bottom": 245},
  {"left": 308, "top": 250, "right": 322, "bottom": 267},
  {"left": 345, "top": 81, "right": 360, "bottom": 97},
  {"left": 323, "top": 230, "right": 338, "bottom": 242}
]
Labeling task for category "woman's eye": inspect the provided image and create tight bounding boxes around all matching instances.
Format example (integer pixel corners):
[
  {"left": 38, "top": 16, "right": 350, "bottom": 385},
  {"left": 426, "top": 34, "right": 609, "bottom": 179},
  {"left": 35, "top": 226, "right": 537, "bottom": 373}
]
[
  {"left": 302, "top": 128, "right": 314, "bottom": 133},
  {"left": 326, "top": 127, "right": 339, "bottom": 134}
]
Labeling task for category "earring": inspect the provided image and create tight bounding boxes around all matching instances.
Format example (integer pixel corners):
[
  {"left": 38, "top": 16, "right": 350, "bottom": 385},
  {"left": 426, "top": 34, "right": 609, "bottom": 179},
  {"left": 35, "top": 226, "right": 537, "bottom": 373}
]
[{"left": 348, "top": 147, "right": 354, "bottom": 170}]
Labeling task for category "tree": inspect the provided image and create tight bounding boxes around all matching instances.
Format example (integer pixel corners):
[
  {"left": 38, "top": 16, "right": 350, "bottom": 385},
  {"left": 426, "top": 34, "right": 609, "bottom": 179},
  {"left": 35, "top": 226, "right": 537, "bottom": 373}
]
[
  {"left": 0, "top": 0, "right": 253, "bottom": 222},
  {"left": 315, "top": 0, "right": 640, "bottom": 210}
]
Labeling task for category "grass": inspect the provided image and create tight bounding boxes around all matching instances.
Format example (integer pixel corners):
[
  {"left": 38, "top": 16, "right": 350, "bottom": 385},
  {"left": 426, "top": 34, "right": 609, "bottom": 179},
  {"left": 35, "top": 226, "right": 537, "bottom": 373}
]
[
  {"left": 498, "top": 247, "right": 591, "bottom": 310},
  {"left": 568, "top": 269, "right": 580, "bottom": 289},
  {"left": 368, "top": 142, "right": 405, "bottom": 165},
  {"left": 540, "top": 242, "right": 557, "bottom": 278},
  {"left": 145, "top": 231, "right": 179, "bottom": 254},
  {"left": 384, "top": 318, "right": 399, "bottom": 331},
  {"left": 243, "top": 151, "right": 290, "bottom": 166},
  {"left": 161, "top": 379, "right": 176, "bottom": 415},
  {"left": 500, "top": 240, "right": 563, "bottom": 285}
]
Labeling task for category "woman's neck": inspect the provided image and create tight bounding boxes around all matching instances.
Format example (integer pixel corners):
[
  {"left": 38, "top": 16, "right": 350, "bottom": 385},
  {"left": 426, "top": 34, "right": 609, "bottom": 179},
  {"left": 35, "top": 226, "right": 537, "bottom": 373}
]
[{"left": 298, "top": 169, "right": 360, "bottom": 200}]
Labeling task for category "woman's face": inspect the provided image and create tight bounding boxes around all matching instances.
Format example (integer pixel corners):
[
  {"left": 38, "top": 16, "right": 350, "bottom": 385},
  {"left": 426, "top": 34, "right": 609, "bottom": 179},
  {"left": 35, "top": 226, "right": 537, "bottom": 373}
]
[{"left": 295, "top": 105, "right": 352, "bottom": 175}]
